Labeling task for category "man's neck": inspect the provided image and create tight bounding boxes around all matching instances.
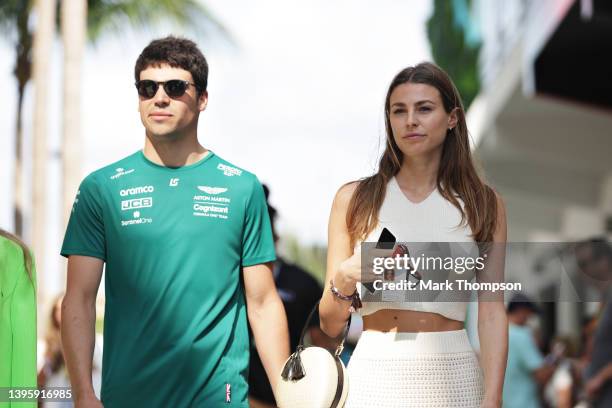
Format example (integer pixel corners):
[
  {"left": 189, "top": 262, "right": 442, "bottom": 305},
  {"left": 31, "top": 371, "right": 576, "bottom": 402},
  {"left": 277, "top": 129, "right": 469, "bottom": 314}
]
[{"left": 143, "top": 132, "right": 208, "bottom": 168}]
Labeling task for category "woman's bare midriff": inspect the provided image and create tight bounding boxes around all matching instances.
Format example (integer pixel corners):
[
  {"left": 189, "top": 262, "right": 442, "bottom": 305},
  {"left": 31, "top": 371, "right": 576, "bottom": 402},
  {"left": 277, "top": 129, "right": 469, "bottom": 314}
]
[{"left": 363, "top": 309, "right": 464, "bottom": 332}]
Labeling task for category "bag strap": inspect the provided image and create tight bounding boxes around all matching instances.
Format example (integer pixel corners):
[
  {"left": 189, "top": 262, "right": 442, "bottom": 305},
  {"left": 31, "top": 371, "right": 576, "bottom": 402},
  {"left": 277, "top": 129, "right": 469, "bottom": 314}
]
[
  {"left": 281, "top": 300, "right": 352, "bottom": 381},
  {"left": 297, "top": 300, "right": 352, "bottom": 357}
]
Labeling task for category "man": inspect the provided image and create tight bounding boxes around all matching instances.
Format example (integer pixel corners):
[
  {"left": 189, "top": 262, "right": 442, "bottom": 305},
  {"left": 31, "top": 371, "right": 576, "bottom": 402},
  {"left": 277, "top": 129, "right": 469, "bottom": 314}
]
[
  {"left": 61, "top": 36, "right": 289, "bottom": 407},
  {"left": 502, "top": 294, "right": 558, "bottom": 408},
  {"left": 576, "top": 238, "right": 612, "bottom": 408}
]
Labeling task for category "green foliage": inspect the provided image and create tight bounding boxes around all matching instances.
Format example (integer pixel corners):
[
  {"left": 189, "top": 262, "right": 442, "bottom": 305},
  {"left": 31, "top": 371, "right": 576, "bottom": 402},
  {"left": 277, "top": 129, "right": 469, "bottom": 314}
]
[
  {"left": 282, "top": 235, "right": 327, "bottom": 284},
  {"left": 426, "top": 0, "right": 481, "bottom": 109},
  {"left": 86, "top": 0, "right": 229, "bottom": 43},
  {"left": 0, "top": 0, "right": 30, "bottom": 35}
]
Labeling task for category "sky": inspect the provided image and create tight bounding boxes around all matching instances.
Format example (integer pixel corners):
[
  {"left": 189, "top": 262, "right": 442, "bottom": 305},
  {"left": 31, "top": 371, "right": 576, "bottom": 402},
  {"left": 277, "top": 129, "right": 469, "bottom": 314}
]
[{"left": 0, "top": 0, "right": 433, "bottom": 293}]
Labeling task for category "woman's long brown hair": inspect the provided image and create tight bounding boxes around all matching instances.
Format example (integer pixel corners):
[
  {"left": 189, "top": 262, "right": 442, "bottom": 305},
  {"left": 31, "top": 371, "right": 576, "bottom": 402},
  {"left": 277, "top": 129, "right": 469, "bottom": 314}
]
[
  {"left": 346, "top": 62, "right": 498, "bottom": 248},
  {"left": 0, "top": 228, "right": 34, "bottom": 283}
]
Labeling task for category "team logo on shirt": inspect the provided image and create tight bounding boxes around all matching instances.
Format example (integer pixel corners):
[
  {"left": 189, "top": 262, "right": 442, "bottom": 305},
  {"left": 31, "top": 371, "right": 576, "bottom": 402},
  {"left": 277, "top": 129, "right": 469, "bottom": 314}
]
[
  {"left": 110, "top": 167, "right": 135, "bottom": 180},
  {"left": 193, "top": 204, "right": 228, "bottom": 218},
  {"left": 121, "top": 197, "right": 153, "bottom": 211},
  {"left": 119, "top": 185, "right": 154, "bottom": 197},
  {"left": 121, "top": 216, "right": 152, "bottom": 227},
  {"left": 217, "top": 163, "right": 242, "bottom": 177},
  {"left": 71, "top": 190, "right": 80, "bottom": 213},
  {"left": 197, "top": 186, "right": 227, "bottom": 194},
  {"left": 193, "top": 186, "right": 230, "bottom": 219}
]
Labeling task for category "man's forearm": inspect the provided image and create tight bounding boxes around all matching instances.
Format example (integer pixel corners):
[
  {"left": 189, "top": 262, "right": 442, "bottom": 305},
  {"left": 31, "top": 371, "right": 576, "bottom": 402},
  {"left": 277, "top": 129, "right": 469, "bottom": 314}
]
[
  {"left": 248, "top": 295, "right": 290, "bottom": 392},
  {"left": 61, "top": 293, "right": 97, "bottom": 400}
]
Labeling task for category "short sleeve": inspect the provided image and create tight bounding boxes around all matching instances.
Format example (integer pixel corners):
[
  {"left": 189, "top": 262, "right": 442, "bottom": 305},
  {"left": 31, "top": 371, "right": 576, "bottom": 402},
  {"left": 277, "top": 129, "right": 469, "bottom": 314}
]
[
  {"left": 61, "top": 174, "right": 106, "bottom": 260},
  {"left": 241, "top": 177, "right": 276, "bottom": 267},
  {"left": 519, "top": 329, "right": 544, "bottom": 371}
]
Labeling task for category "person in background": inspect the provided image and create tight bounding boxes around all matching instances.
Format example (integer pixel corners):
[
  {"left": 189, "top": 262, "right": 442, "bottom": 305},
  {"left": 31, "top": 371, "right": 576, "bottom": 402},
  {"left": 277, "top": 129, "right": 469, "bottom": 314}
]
[
  {"left": 503, "top": 294, "right": 559, "bottom": 408},
  {"left": 0, "top": 229, "right": 37, "bottom": 408},
  {"left": 38, "top": 294, "right": 70, "bottom": 408},
  {"left": 248, "top": 185, "right": 335, "bottom": 408},
  {"left": 575, "top": 238, "right": 612, "bottom": 408},
  {"left": 543, "top": 336, "right": 578, "bottom": 408},
  {"left": 37, "top": 294, "right": 102, "bottom": 408}
]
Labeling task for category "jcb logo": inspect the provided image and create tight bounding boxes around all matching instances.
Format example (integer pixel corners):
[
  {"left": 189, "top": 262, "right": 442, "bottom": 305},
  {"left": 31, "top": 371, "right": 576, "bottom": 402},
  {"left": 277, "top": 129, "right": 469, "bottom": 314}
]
[{"left": 121, "top": 197, "right": 153, "bottom": 211}]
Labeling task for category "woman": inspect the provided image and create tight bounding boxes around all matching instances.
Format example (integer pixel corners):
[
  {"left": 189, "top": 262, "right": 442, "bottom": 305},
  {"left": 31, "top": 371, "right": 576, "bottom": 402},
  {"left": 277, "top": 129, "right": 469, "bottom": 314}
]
[
  {"left": 319, "top": 62, "right": 508, "bottom": 407},
  {"left": 0, "top": 229, "right": 37, "bottom": 408}
]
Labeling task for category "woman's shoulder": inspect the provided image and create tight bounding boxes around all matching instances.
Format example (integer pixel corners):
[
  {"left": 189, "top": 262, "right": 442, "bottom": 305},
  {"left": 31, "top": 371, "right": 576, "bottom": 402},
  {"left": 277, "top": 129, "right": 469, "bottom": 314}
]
[
  {"left": 333, "top": 180, "right": 361, "bottom": 208},
  {"left": 0, "top": 235, "right": 29, "bottom": 275}
]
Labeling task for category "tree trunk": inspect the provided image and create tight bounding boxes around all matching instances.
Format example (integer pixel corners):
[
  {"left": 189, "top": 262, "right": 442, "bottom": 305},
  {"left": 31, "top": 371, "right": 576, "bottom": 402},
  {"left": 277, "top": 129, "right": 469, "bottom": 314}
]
[
  {"left": 31, "top": 0, "right": 57, "bottom": 317},
  {"left": 61, "top": 0, "right": 87, "bottom": 234},
  {"left": 14, "top": 80, "right": 26, "bottom": 238},
  {"left": 12, "top": 4, "right": 32, "bottom": 238}
]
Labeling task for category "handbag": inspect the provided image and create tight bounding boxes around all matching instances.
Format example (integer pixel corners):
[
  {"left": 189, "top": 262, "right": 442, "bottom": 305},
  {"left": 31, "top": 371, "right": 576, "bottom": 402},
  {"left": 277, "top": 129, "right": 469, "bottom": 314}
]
[{"left": 275, "top": 301, "right": 351, "bottom": 408}]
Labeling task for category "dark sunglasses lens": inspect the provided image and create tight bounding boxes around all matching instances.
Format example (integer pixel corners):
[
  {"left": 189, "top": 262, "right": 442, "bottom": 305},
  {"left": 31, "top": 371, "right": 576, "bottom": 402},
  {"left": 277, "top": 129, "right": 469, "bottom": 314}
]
[
  {"left": 164, "top": 80, "right": 188, "bottom": 97},
  {"left": 137, "top": 80, "right": 158, "bottom": 98}
]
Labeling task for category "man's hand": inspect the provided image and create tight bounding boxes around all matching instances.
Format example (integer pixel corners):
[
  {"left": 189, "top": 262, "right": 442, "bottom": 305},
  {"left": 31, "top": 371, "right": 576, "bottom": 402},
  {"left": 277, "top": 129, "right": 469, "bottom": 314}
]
[
  {"left": 74, "top": 394, "right": 104, "bottom": 408},
  {"left": 243, "top": 262, "right": 290, "bottom": 393},
  {"left": 62, "top": 255, "right": 104, "bottom": 405}
]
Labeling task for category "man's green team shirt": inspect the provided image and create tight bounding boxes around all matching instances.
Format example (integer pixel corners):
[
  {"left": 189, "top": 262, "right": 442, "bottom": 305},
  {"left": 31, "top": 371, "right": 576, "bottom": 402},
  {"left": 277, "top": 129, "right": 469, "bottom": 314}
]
[{"left": 61, "top": 151, "right": 276, "bottom": 407}]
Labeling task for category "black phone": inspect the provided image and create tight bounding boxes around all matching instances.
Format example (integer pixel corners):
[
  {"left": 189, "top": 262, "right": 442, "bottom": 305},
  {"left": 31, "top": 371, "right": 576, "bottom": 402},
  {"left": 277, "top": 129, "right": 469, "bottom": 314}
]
[
  {"left": 364, "top": 228, "right": 397, "bottom": 293},
  {"left": 376, "top": 227, "right": 396, "bottom": 249}
]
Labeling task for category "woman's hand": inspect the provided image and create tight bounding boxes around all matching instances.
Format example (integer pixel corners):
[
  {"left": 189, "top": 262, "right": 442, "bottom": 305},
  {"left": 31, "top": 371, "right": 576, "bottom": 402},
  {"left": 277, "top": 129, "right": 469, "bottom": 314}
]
[
  {"left": 480, "top": 396, "right": 502, "bottom": 408},
  {"left": 336, "top": 246, "right": 395, "bottom": 288}
]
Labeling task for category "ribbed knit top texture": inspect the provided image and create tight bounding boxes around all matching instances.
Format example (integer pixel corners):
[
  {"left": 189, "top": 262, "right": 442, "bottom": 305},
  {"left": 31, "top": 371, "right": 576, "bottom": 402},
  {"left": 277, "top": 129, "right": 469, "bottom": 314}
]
[{"left": 356, "top": 176, "right": 478, "bottom": 322}]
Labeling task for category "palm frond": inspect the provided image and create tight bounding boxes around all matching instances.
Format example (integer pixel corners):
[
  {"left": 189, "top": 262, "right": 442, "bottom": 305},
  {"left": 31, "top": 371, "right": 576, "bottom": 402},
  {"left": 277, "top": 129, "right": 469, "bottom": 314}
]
[
  {"left": 86, "top": 0, "right": 230, "bottom": 44},
  {"left": 0, "top": 0, "right": 32, "bottom": 38}
]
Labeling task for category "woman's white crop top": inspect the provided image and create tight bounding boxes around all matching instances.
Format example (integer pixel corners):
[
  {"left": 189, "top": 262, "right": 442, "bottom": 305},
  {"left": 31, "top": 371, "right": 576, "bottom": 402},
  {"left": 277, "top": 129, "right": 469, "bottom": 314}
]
[{"left": 355, "top": 177, "right": 479, "bottom": 322}]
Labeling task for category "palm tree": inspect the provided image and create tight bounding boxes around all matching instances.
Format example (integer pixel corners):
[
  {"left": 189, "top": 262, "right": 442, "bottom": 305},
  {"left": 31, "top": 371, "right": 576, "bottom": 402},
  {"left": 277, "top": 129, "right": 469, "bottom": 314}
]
[
  {"left": 31, "top": 0, "right": 56, "bottom": 315},
  {"left": 0, "top": 0, "right": 33, "bottom": 238},
  {"left": 2, "top": 0, "right": 228, "bottom": 321},
  {"left": 0, "top": 0, "right": 227, "bottom": 237}
]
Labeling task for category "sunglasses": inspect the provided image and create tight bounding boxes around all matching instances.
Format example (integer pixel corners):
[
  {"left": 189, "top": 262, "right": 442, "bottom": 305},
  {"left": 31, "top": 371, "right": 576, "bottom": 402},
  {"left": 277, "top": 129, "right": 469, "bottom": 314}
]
[{"left": 135, "top": 80, "right": 196, "bottom": 99}]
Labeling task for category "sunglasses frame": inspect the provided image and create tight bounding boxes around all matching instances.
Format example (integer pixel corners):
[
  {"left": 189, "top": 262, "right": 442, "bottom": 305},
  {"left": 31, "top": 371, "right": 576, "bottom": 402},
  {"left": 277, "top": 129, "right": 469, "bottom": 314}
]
[{"left": 135, "top": 79, "right": 197, "bottom": 99}]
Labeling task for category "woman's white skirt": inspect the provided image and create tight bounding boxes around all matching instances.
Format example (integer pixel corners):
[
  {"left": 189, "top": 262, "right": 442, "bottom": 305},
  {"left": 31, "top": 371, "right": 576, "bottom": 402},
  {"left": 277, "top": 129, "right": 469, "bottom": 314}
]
[{"left": 345, "top": 329, "right": 484, "bottom": 408}]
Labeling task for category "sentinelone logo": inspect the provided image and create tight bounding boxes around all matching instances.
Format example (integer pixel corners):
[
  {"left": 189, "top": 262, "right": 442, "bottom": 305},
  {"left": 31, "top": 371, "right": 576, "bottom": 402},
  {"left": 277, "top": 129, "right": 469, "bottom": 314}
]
[
  {"left": 120, "top": 185, "right": 154, "bottom": 197},
  {"left": 121, "top": 217, "right": 152, "bottom": 227}
]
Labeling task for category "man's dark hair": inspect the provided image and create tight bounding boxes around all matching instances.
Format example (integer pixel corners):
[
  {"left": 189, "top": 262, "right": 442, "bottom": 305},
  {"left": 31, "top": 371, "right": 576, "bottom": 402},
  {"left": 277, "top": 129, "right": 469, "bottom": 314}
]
[
  {"left": 134, "top": 36, "right": 208, "bottom": 95},
  {"left": 262, "top": 184, "right": 279, "bottom": 243},
  {"left": 507, "top": 293, "right": 540, "bottom": 314}
]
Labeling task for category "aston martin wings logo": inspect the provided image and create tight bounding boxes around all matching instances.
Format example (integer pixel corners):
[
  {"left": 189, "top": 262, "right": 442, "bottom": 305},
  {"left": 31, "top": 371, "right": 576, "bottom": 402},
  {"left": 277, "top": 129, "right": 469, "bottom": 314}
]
[{"left": 197, "top": 186, "right": 228, "bottom": 195}]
